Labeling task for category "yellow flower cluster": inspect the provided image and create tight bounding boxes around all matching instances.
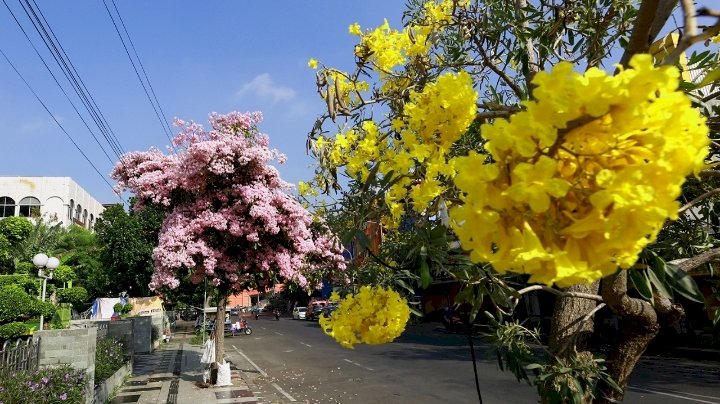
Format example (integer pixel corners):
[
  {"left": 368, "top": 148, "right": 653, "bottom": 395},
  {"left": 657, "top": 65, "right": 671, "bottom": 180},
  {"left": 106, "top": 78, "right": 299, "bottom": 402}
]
[
  {"left": 381, "top": 71, "right": 477, "bottom": 225},
  {"left": 319, "top": 286, "right": 411, "bottom": 349},
  {"left": 450, "top": 54, "right": 709, "bottom": 287},
  {"left": 351, "top": 0, "right": 465, "bottom": 72}
]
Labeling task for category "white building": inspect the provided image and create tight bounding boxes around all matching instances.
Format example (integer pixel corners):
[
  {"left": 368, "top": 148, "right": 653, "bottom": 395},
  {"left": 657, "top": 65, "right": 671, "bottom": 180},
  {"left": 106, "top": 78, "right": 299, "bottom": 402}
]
[{"left": 0, "top": 176, "right": 105, "bottom": 229}]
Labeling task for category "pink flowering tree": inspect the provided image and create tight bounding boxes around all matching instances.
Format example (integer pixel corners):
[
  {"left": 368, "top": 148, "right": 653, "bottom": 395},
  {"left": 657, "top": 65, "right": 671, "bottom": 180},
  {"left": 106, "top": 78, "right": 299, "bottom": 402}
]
[{"left": 112, "top": 111, "right": 346, "bottom": 366}]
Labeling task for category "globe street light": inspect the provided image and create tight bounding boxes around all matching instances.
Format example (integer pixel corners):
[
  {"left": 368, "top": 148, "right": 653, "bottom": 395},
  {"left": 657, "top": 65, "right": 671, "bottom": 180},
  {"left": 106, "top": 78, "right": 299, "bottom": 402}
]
[{"left": 33, "top": 253, "right": 59, "bottom": 331}]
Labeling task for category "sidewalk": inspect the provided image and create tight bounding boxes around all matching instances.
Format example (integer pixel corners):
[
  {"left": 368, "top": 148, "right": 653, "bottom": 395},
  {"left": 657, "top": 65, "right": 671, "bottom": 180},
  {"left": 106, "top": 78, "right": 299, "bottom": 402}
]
[{"left": 108, "top": 324, "right": 262, "bottom": 404}]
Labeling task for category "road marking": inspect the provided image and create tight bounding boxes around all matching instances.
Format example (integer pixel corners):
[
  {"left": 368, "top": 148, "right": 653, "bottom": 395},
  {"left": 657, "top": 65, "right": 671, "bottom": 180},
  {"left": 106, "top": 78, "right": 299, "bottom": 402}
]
[
  {"left": 343, "top": 358, "right": 374, "bottom": 371},
  {"left": 231, "top": 346, "right": 268, "bottom": 377},
  {"left": 271, "top": 382, "right": 297, "bottom": 401},
  {"left": 274, "top": 331, "right": 284, "bottom": 335},
  {"left": 629, "top": 386, "right": 720, "bottom": 403},
  {"left": 299, "top": 342, "right": 312, "bottom": 348}
]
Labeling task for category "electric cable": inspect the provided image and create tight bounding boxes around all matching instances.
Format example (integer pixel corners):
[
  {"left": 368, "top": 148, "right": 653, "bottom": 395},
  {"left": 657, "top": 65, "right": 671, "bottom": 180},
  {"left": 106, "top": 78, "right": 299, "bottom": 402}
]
[
  {"left": 20, "top": 0, "right": 127, "bottom": 160},
  {"left": 0, "top": 47, "right": 125, "bottom": 204},
  {"left": 2, "top": 0, "right": 115, "bottom": 165},
  {"left": 104, "top": 0, "right": 177, "bottom": 152}
]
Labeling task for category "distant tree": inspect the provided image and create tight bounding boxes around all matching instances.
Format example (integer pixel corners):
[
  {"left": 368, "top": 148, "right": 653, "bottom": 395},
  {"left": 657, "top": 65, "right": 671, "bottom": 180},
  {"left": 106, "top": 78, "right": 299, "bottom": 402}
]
[
  {"left": 10, "top": 217, "right": 64, "bottom": 266},
  {"left": 113, "top": 111, "right": 347, "bottom": 374},
  {"left": 94, "top": 201, "right": 164, "bottom": 297},
  {"left": 0, "top": 217, "right": 32, "bottom": 273},
  {"left": 54, "top": 226, "right": 104, "bottom": 298}
]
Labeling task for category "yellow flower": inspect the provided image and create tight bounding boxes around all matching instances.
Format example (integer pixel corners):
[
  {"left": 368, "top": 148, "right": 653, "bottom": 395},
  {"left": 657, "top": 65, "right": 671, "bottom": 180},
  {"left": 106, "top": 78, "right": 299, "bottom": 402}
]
[
  {"left": 308, "top": 58, "right": 319, "bottom": 69},
  {"left": 319, "top": 286, "right": 410, "bottom": 349},
  {"left": 348, "top": 22, "right": 362, "bottom": 36},
  {"left": 450, "top": 54, "right": 709, "bottom": 287}
]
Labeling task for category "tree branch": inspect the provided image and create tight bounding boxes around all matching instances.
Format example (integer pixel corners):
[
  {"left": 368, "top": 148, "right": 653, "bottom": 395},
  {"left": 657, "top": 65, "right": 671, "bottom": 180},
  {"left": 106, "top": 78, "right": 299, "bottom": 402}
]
[
  {"left": 648, "top": 0, "right": 679, "bottom": 42},
  {"left": 601, "top": 271, "right": 657, "bottom": 327},
  {"left": 617, "top": 0, "right": 660, "bottom": 70},
  {"left": 663, "top": 4, "right": 720, "bottom": 65},
  {"left": 669, "top": 247, "right": 720, "bottom": 273},
  {"left": 678, "top": 187, "right": 720, "bottom": 215},
  {"left": 515, "top": 284, "right": 604, "bottom": 303}
]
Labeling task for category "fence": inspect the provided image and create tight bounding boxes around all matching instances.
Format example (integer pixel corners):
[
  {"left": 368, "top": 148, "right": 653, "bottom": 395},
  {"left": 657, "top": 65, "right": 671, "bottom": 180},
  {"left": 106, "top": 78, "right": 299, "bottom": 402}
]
[{"left": 0, "top": 336, "right": 40, "bottom": 372}]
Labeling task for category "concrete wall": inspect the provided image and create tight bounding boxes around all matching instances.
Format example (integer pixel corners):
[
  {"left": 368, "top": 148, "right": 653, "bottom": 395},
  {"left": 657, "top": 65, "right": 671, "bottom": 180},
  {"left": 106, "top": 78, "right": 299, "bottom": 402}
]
[
  {"left": 133, "top": 316, "right": 153, "bottom": 354},
  {"left": 37, "top": 327, "right": 97, "bottom": 404},
  {"left": 108, "top": 319, "right": 135, "bottom": 356}
]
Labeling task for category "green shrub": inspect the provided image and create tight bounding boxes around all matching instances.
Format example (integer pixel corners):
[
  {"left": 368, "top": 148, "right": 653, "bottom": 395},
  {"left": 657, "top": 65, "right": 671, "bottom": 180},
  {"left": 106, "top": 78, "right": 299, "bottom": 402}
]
[
  {"left": 95, "top": 337, "right": 128, "bottom": 385},
  {"left": 32, "top": 299, "right": 56, "bottom": 319},
  {"left": 50, "top": 304, "right": 71, "bottom": 330},
  {"left": 0, "top": 284, "right": 56, "bottom": 323},
  {"left": 53, "top": 265, "right": 76, "bottom": 284},
  {"left": 0, "top": 365, "right": 85, "bottom": 404},
  {"left": 0, "top": 216, "right": 33, "bottom": 242},
  {"left": 112, "top": 302, "right": 133, "bottom": 317},
  {"left": 0, "top": 284, "right": 33, "bottom": 322},
  {"left": 0, "top": 274, "right": 41, "bottom": 295},
  {"left": 0, "top": 321, "right": 30, "bottom": 339},
  {"left": 13, "top": 261, "right": 34, "bottom": 275},
  {"left": 57, "top": 287, "right": 89, "bottom": 308}
]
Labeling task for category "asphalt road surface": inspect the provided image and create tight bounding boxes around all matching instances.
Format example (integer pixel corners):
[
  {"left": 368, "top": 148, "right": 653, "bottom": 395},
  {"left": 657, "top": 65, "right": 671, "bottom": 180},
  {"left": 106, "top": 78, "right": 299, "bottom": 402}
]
[{"left": 222, "top": 314, "right": 720, "bottom": 404}]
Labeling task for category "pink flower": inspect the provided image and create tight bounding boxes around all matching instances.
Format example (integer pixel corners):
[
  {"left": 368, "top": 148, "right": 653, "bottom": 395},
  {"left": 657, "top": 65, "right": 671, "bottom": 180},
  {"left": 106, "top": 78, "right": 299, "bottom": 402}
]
[{"left": 113, "top": 112, "right": 346, "bottom": 293}]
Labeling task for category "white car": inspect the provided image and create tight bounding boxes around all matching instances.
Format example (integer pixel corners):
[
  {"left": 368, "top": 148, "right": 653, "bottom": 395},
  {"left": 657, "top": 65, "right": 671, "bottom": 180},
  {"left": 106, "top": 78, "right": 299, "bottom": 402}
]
[{"left": 292, "top": 306, "right": 308, "bottom": 320}]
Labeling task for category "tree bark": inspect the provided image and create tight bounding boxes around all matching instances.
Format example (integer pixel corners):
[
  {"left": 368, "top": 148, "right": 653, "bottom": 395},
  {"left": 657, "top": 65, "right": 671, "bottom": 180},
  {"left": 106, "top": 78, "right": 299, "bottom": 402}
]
[
  {"left": 597, "top": 272, "right": 659, "bottom": 403},
  {"left": 214, "top": 293, "right": 227, "bottom": 379},
  {"left": 548, "top": 282, "right": 600, "bottom": 359}
]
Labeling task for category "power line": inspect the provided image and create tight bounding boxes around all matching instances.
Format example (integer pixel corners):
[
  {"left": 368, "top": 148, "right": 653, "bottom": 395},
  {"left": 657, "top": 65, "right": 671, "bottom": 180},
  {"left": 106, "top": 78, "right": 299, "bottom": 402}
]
[
  {"left": 19, "top": 0, "right": 127, "bottom": 161},
  {"left": 2, "top": 0, "right": 116, "bottom": 165},
  {"left": 0, "top": 47, "right": 125, "bottom": 204},
  {"left": 104, "top": 0, "right": 177, "bottom": 151}
]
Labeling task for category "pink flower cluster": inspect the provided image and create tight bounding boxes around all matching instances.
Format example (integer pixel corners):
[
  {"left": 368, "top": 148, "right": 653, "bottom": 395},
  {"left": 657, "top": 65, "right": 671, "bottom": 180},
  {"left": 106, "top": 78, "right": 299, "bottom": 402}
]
[{"left": 113, "top": 112, "right": 346, "bottom": 292}]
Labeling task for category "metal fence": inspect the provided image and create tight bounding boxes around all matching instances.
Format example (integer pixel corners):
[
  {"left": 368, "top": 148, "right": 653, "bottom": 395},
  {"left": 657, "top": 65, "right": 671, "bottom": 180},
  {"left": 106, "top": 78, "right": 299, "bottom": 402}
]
[{"left": 0, "top": 336, "right": 40, "bottom": 372}]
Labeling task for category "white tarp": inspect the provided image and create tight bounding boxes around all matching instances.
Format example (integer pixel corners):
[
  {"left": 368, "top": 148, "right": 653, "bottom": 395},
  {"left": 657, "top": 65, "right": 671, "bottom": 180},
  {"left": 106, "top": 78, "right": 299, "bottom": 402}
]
[{"left": 90, "top": 297, "right": 127, "bottom": 320}]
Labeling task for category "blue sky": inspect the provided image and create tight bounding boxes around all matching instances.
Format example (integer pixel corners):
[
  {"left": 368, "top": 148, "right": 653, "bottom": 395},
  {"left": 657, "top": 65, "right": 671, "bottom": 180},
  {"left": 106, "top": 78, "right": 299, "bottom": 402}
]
[{"left": 0, "top": 1, "right": 407, "bottom": 204}]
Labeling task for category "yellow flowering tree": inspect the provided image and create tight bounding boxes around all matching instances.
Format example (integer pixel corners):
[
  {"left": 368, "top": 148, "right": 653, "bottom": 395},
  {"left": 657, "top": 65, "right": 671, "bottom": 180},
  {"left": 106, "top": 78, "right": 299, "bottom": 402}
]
[{"left": 304, "top": 1, "right": 720, "bottom": 402}]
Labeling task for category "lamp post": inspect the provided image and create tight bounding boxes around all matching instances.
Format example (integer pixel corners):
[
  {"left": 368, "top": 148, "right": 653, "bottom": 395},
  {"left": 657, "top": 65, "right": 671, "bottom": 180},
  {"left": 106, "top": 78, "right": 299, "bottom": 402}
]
[{"left": 33, "top": 253, "right": 60, "bottom": 331}]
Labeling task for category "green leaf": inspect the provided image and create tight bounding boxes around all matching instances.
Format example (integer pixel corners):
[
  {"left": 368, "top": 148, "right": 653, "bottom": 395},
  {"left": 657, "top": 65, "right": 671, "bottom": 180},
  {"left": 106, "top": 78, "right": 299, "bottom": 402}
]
[
  {"left": 420, "top": 259, "right": 431, "bottom": 289},
  {"left": 648, "top": 265, "right": 673, "bottom": 300},
  {"left": 628, "top": 269, "right": 652, "bottom": 300},
  {"left": 525, "top": 363, "right": 543, "bottom": 370},
  {"left": 665, "top": 263, "right": 705, "bottom": 303},
  {"left": 698, "top": 67, "right": 720, "bottom": 88}
]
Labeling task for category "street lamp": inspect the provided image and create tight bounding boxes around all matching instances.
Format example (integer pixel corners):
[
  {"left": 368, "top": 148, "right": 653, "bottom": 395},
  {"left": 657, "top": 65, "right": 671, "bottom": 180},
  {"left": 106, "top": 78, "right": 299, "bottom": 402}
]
[{"left": 33, "top": 253, "right": 60, "bottom": 331}]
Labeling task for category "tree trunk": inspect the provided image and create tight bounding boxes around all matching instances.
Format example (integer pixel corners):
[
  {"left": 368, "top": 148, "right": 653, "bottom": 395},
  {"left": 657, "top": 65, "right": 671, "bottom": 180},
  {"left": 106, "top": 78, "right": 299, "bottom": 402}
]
[
  {"left": 214, "top": 293, "right": 227, "bottom": 379},
  {"left": 597, "top": 319, "right": 659, "bottom": 403},
  {"left": 596, "top": 272, "right": 659, "bottom": 403},
  {"left": 548, "top": 282, "right": 600, "bottom": 359}
]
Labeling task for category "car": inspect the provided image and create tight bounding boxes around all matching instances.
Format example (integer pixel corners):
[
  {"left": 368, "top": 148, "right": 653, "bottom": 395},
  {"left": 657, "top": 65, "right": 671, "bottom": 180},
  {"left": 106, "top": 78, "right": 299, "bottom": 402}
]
[
  {"left": 321, "top": 305, "right": 338, "bottom": 318},
  {"left": 292, "top": 306, "right": 308, "bottom": 320},
  {"left": 305, "top": 305, "right": 325, "bottom": 321}
]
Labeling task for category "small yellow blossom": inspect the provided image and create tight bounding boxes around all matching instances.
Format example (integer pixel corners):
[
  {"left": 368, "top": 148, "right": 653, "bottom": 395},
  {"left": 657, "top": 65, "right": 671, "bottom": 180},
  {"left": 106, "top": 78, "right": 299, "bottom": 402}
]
[
  {"left": 307, "top": 58, "right": 318, "bottom": 69},
  {"left": 348, "top": 22, "right": 362, "bottom": 36}
]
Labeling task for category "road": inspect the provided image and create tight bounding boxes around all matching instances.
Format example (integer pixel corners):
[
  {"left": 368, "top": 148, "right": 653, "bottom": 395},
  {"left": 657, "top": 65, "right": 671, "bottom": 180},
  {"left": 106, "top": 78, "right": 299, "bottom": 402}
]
[{"left": 219, "top": 314, "right": 720, "bottom": 403}]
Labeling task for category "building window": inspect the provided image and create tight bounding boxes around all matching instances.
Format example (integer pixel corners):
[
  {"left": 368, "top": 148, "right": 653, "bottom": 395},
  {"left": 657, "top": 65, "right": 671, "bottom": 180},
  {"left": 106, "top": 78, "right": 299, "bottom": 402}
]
[
  {"left": 0, "top": 197, "right": 15, "bottom": 217},
  {"left": 75, "top": 204, "right": 82, "bottom": 221},
  {"left": 89, "top": 214, "right": 94, "bottom": 229},
  {"left": 69, "top": 199, "right": 74, "bottom": 221},
  {"left": 83, "top": 209, "right": 88, "bottom": 226},
  {"left": 18, "top": 197, "right": 41, "bottom": 217}
]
